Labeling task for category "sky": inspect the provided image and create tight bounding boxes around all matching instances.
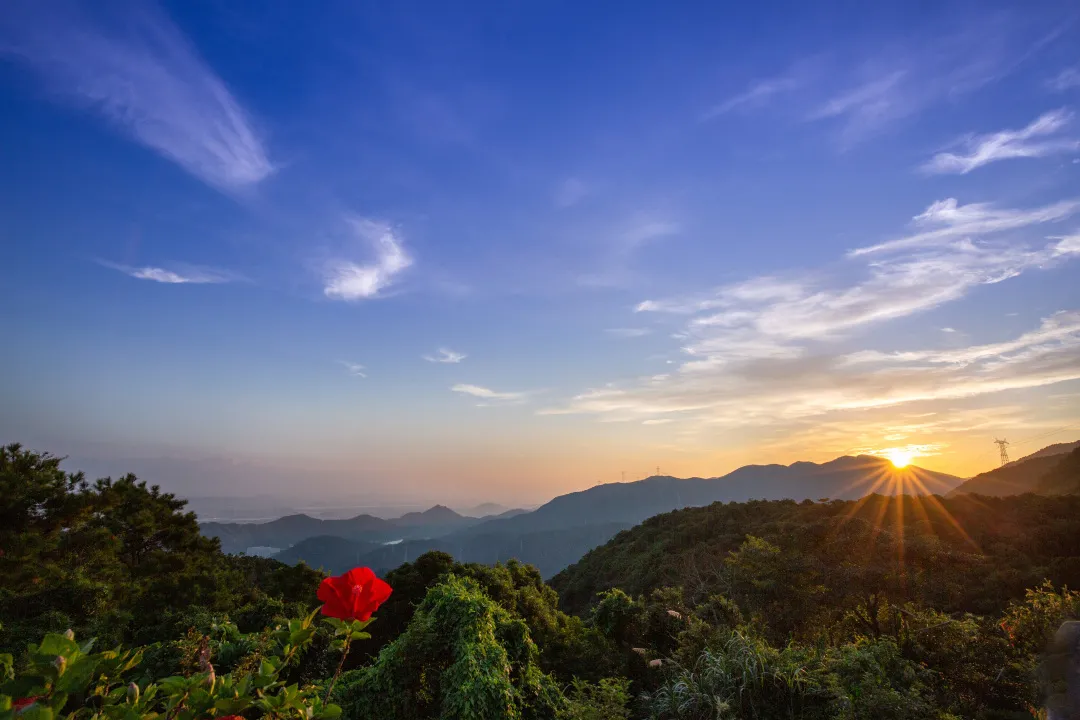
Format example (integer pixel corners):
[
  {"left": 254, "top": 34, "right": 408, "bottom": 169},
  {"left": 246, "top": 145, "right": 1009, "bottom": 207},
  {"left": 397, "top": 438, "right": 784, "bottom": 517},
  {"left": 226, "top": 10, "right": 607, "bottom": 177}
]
[{"left": 1, "top": 0, "right": 1079, "bottom": 509}]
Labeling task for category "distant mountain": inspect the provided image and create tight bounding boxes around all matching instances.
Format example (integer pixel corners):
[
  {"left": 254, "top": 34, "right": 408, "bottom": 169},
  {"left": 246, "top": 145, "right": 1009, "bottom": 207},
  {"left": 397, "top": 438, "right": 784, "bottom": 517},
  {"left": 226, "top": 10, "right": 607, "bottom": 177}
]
[
  {"left": 455, "top": 456, "right": 962, "bottom": 538},
  {"left": 460, "top": 502, "right": 509, "bottom": 517},
  {"left": 274, "top": 535, "right": 382, "bottom": 569},
  {"left": 393, "top": 505, "right": 466, "bottom": 526},
  {"left": 200, "top": 505, "right": 483, "bottom": 554},
  {"left": 271, "top": 522, "right": 631, "bottom": 578},
  {"left": 219, "top": 454, "right": 964, "bottom": 578},
  {"left": 947, "top": 441, "right": 1079, "bottom": 497}
]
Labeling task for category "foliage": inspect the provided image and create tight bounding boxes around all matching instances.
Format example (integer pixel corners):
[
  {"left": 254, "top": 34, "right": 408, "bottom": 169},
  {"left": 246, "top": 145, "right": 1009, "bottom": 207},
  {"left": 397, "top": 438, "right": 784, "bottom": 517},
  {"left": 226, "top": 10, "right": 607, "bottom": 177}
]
[
  {"left": 0, "top": 614, "right": 340, "bottom": 720},
  {"left": 5, "top": 445, "right": 1080, "bottom": 719},
  {"left": 0, "top": 444, "right": 322, "bottom": 655},
  {"left": 335, "top": 574, "right": 565, "bottom": 719},
  {"left": 560, "top": 677, "right": 631, "bottom": 720}
]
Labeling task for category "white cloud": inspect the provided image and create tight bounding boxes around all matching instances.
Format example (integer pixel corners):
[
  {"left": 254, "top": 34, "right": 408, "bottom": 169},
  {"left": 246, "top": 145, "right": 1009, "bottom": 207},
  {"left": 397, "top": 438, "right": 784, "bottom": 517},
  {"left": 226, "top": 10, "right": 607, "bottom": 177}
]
[
  {"left": 323, "top": 218, "right": 413, "bottom": 301},
  {"left": 921, "top": 110, "right": 1078, "bottom": 174},
  {"left": 805, "top": 16, "right": 1048, "bottom": 146},
  {"left": 554, "top": 178, "right": 590, "bottom": 208},
  {"left": 339, "top": 361, "right": 367, "bottom": 378},
  {"left": 843, "top": 311, "right": 1080, "bottom": 368},
  {"left": 451, "top": 384, "right": 531, "bottom": 404},
  {"left": 850, "top": 197, "right": 1080, "bottom": 256},
  {"left": 703, "top": 73, "right": 801, "bottom": 119},
  {"left": 424, "top": 348, "right": 467, "bottom": 363},
  {"left": 545, "top": 195, "right": 1080, "bottom": 431},
  {"left": 1047, "top": 66, "right": 1080, "bottom": 92},
  {"left": 0, "top": 1, "right": 273, "bottom": 191},
  {"left": 99, "top": 260, "right": 237, "bottom": 284},
  {"left": 606, "top": 328, "right": 652, "bottom": 338},
  {"left": 577, "top": 215, "right": 681, "bottom": 289}
]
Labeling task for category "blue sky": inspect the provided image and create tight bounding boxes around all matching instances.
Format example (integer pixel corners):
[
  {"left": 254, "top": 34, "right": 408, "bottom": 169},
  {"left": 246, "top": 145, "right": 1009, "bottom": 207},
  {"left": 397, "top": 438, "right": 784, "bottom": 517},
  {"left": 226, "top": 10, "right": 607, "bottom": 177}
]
[{"left": 1, "top": 0, "right": 1079, "bottom": 507}]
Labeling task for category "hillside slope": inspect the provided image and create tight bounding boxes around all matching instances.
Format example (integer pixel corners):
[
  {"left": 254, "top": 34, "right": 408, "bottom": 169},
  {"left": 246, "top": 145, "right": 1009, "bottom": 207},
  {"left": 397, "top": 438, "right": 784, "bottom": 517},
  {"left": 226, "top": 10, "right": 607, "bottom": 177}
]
[
  {"left": 947, "top": 440, "right": 1079, "bottom": 497},
  {"left": 550, "top": 493, "right": 1080, "bottom": 616},
  {"left": 1035, "top": 446, "right": 1080, "bottom": 495}
]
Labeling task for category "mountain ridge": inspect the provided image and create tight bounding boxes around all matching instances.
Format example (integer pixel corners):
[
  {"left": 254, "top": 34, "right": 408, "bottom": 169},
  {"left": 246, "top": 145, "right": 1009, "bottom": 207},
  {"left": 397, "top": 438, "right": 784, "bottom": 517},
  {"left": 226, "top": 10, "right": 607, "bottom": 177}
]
[{"left": 946, "top": 440, "right": 1079, "bottom": 497}]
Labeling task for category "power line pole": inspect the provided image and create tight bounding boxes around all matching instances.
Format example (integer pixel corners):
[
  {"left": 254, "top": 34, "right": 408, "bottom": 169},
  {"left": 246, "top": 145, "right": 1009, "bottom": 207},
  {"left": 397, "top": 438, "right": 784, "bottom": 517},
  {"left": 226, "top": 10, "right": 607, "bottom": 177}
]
[{"left": 994, "top": 438, "right": 1010, "bottom": 467}]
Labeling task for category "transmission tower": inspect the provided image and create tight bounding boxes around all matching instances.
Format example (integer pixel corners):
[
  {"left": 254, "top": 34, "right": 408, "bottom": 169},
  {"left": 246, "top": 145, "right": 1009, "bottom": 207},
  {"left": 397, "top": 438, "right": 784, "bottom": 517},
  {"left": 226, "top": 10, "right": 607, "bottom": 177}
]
[{"left": 994, "top": 438, "right": 1010, "bottom": 467}]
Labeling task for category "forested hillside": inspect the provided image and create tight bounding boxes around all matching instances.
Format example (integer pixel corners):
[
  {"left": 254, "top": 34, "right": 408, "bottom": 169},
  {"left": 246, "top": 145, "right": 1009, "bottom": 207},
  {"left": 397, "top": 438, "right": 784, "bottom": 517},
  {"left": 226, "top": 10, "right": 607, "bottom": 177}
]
[
  {"left": 947, "top": 441, "right": 1079, "bottom": 497},
  {"left": 551, "top": 493, "right": 1080, "bottom": 618},
  {"left": 4, "top": 443, "right": 1080, "bottom": 719}
]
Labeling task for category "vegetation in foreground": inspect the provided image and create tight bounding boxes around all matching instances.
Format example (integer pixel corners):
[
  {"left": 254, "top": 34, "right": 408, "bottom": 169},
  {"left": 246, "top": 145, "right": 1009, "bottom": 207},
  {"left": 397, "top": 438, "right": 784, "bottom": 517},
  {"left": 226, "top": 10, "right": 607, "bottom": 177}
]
[{"left": 3, "top": 443, "right": 1080, "bottom": 719}]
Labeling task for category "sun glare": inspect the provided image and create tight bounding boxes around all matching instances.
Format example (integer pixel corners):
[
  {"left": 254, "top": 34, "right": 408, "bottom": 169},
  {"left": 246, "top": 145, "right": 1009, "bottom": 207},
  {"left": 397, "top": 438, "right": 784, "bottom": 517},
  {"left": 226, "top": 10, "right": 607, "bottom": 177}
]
[{"left": 885, "top": 448, "right": 914, "bottom": 468}]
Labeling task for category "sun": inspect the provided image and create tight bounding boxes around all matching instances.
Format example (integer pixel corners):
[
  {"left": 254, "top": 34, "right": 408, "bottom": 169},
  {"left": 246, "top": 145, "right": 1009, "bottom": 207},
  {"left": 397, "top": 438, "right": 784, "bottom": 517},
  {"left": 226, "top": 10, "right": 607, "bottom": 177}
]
[{"left": 884, "top": 448, "right": 914, "bottom": 468}]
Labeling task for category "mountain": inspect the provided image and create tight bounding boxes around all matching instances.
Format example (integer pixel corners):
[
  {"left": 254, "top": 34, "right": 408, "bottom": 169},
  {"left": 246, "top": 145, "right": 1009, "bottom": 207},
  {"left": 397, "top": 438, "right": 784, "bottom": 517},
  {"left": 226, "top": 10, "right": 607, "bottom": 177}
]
[
  {"left": 1015, "top": 440, "right": 1080, "bottom": 462},
  {"left": 394, "top": 505, "right": 465, "bottom": 526},
  {"left": 218, "top": 454, "right": 963, "bottom": 577},
  {"left": 454, "top": 456, "right": 961, "bottom": 538},
  {"left": 460, "top": 502, "right": 509, "bottom": 517},
  {"left": 1035, "top": 447, "right": 1080, "bottom": 495},
  {"left": 274, "top": 535, "right": 382, "bottom": 569},
  {"left": 271, "top": 522, "right": 630, "bottom": 578},
  {"left": 398, "top": 455, "right": 959, "bottom": 577},
  {"left": 947, "top": 441, "right": 1079, "bottom": 497},
  {"left": 200, "top": 505, "right": 484, "bottom": 554},
  {"left": 549, "top": 492, "right": 1080, "bottom": 616}
]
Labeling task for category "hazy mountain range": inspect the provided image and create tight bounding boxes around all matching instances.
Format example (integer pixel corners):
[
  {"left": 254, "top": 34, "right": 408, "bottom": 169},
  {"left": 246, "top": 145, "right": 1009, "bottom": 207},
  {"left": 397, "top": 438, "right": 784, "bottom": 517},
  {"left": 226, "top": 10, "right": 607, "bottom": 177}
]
[
  {"left": 200, "top": 505, "right": 527, "bottom": 555},
  {"left": 201, "top": 453, "right": 971, "bottom": 577}
]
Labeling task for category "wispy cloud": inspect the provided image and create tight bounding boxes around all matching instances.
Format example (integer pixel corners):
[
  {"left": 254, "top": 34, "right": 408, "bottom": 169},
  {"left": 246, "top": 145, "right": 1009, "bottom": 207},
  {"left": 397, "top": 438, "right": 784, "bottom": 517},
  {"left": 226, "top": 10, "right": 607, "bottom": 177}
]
[
  {"left": 606, "top": 328, "right": 652, "bottom": 338},
  {"left": 0, "top": 0, "right": 273, "bottom": 192},
  {"left": 805, "top": 15, "right": 1055, "bottom": 145},
  {"left": 578, "top": 215, "right": 681, "bottom": 289},
  {"left": 451, "top": 383, "right": 533, "bottom": 405},
  {"left": 850, "top": 196, "right": 1080, "bottom": 256},
  {"left": 323, "top": 218, "right": 413, "bottom": 301},
  {"left": 544, "top": 195, "right": 1080, "bottom": 431},
  {"left": 921, "top": 110, "right": 1078, "bottom": 174},
  {"left": 424, "top": 348, "right": 467, "bottom": 364},
  {"left": 1047, "top": 66, "right": 1080, "bottom": 91},
  {"left": 703, "top": 73, "right": 801, "bottom": 120},
  {"left": 554, "top": 178, "right": 590, "bottom": 208},
  {"left": 339, "top": 361, "right": 367, "bottom": 378},
  {"left": 98, "top": 260, "right": 238, "bottom": 284}
]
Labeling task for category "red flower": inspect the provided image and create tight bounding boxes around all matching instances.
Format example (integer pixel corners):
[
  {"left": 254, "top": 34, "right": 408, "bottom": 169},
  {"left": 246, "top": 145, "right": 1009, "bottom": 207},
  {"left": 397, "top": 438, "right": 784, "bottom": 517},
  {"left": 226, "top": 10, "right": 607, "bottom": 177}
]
[
  {"left": 12, "top": 697, "right": 40, "bottom": 711},
  {"left": 317, "top": 567, "right": 392, "bottom": 621}
]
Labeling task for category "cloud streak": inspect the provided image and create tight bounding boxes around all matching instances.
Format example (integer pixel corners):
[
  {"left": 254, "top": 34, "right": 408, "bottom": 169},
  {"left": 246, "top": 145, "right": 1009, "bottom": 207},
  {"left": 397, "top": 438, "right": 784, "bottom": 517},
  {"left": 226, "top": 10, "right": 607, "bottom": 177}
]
[
  {"left": 0, "top": 0, "right": 273, "bottom": 192},
  {"left": 451, "top": 383, "right": 535, "bottom": 406},
  {"left": 424, "top": 348, "right": 467, "bottom": 364},
  {"left": 849, "top": 197, "right": 1080, "bottom": 257},
  {"left": 1047, "top": 66, "right": 1080, "bottom": 92},
  {"left": 323, "top": 218, "right": 413, "bottom": 301},
  {"left": 921, "top": 110, "right": 1078, "bottom": 174},
  {"left": 606, "top": 328, "right": 652, "bottom": 338},
  {"left": 703, "top": 73, "right": 801, "bottom": 120},
  {"left": 339, "top": 361, "right": 367, "bottom": 378},
  {"left": 99, "top": 260, "right": 238, "bottom": 284}
]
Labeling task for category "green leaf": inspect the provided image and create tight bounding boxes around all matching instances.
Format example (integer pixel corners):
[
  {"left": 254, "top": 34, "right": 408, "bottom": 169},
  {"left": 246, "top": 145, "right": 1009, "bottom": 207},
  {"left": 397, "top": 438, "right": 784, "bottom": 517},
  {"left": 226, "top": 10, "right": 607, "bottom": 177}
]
[
  {"left": 315, "top": 704, "right": 342, "bottom": 720},
  {"left": 36, "top": 635, "right": 78, "bottom": 658},
  {"left": 18, "top": 703, "right": 54, "bottom": 720}
]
